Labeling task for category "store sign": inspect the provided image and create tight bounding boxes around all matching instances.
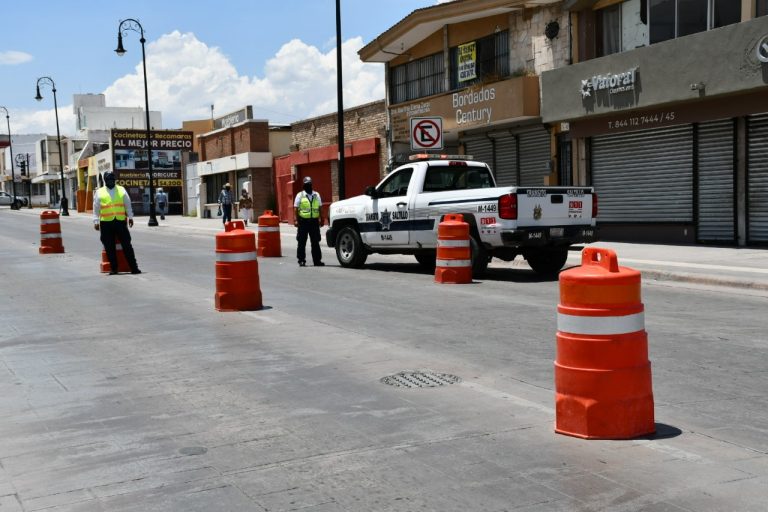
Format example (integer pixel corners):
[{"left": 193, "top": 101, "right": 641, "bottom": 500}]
[
  {"left": 214, "top": 106, "right": 253, "bottom": 129},
  {"left": 580, "top": 68, "right": 638, "bottom": 99},
  {"left": 757, "top": 35, "right": 768, "bottom": 63},
  {"left": 457, "top": 41, "right": 477, "bottom": 82}
]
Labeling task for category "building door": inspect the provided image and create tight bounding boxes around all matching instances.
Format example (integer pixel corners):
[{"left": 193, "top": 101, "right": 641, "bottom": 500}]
[
  {"left": 463, "top": 135, "right": 493, "bottom": 169},
  {"left": 518, "top": 128, "right": 551, "bottom": 186},
  {"left": 697, "top": 120, "right": 736, "bottom": 243},
  {"left": 748, "top": 114, "right": 768, "bottom": 244},
  {"left": 557, "top": 132, "right": 572, "bottom": 187},
  {"left": 591, "top": 125, "right": 693, "bottom": 223},
  {"left": 494, "top": 134, "right": 518, "bottom": 186}
]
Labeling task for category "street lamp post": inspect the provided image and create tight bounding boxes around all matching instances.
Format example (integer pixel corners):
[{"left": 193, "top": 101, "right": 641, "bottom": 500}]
[
  {"left": 335, "top": 0, "right": 346, "bottom": 200},
  {"left": 0, "top": 106, "right": 18, "bottom": 209},
  {"left": 34, "top": 77, "right": 69, "bottom": 216},
  {"left": 116, "top": 18, "right": 158, "bottom": 226}
]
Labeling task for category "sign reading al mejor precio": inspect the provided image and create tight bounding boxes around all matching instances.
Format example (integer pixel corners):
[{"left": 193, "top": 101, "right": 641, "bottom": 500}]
[{"left": 111, "top": 129, "right": 193, "bottom": 150}]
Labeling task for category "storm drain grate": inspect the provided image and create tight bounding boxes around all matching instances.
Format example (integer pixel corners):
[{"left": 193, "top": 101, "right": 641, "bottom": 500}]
[{"left": 380, "top": 370, "right": 461, "bottom": 388}]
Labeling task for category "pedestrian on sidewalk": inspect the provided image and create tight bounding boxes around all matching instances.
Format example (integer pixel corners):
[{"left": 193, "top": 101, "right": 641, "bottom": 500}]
[
  {"left": 293, "top": 176, "right": 324, "bottom": 267},
  {"left": 93, "top": 171, "right": 141, "bottom": 275},
  {"left": 155, "top": 188, "right": 168, "bottom": 220},
  {"left": 218, "top": 183, "right": 233, "bottom": 226},
  {"left": 239, "top": 189, "right": 253, "bottom": 226}
]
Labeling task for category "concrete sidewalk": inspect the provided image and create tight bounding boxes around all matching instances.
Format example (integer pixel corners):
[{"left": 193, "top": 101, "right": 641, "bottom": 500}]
[{"left": 11, "top": 207, "right": 767, "bottom": 292}]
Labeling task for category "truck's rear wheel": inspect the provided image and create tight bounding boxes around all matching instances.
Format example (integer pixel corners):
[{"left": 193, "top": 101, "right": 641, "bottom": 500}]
[
  {"left": 335, "top": 226, "right": 368, "bottom": 268},
  {"left": 527, "top": 249, "right": 568, "bottom": 276},
  {"left": 415, "top": 251, "right": 436, "bottom": 270},
  {"left": 470, "top": 237, "right": 489, "bottom": 277}
]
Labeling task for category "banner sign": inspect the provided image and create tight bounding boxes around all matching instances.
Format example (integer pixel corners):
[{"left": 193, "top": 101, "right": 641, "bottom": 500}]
[{"left": 458, "top": 42, "right": 477, "bottom": 83}]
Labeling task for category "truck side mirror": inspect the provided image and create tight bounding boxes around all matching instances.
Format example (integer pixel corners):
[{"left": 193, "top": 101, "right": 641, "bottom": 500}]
[{"left": 364, "top": 186, "right": 377, "bottom": 198}]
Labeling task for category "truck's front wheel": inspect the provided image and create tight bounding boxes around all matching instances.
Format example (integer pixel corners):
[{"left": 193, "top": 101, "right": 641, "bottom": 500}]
[
  {"left": 335, "top": 226, "right": 368, "bottom": 268},
  {"left": 526, "top": 249, "right": 568, "bottom": 276}
]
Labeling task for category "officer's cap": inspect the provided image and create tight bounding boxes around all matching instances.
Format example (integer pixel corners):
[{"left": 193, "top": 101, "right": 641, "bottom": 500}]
[{"left": 303, "top": 176, "right": 312, "bottom": 184}]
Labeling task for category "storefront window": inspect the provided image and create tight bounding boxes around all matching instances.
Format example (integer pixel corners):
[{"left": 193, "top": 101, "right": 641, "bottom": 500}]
[
  {"left": 449, "top": 31, "right": 509, "bottom": 90},
  {"left": 650, "top": 0, "right": 676, "bottom": 44},
  {"left": 389, "top": 53, "right": 445, "bottom": 104},
  {"left": 757, "top": 0, "right": 768, "bottom": 17},
  {"left": 677, "top": 0, "right": 708, "bottom": 37},
  {"left": 713, "top": 0, "right": 740, "bottom": 27},
  {"left": 598, "top": 4, "right": 622, "bottom": 56}
]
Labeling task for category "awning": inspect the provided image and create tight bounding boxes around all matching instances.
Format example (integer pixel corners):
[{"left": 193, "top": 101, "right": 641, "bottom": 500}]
[{"left": 31, "top": 173, "right": 63, "bottom": 184}]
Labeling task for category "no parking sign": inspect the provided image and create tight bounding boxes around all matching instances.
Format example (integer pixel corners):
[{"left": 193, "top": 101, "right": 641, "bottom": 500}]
[{"left": 410, "top": 117, "right": 443, "bottom": 150}]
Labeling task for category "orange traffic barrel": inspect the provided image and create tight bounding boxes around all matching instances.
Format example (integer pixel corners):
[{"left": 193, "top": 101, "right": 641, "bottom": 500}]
[
  {"left": 100, "top": 236, "right": 131, "bottom": 273},
  {"left": 434, "top": 214, "right": 472, "bottom": 284},
  {"left": 554, "top": 247, "right": 654, "bottom": 439},
  {"left": 39, "top": 210, "right": 65, "bottom": 254},
  {"left": 215, "top": 220, "right": 263, "bottom": 311},
  {"left": 257, "top": 210, "right": 282, "bottom": 257}
]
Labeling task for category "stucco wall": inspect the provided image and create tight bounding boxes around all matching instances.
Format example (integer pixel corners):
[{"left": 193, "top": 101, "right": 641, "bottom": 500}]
[{"left": 541, "top": 16, "right": 768, "bottom": 123}]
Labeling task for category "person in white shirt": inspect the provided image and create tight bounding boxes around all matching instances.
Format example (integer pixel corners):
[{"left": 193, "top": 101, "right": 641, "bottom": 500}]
[
  {"left": 93, "top": 172, "right": 141, "bottom": 275},
  {"left": 155, "top": 188, "right": 168, "bottom": 220}
]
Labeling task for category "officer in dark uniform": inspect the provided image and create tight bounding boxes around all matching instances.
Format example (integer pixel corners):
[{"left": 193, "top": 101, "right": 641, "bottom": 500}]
[{"left": 293, "top": 176, "right": 324, "bottom": 267}]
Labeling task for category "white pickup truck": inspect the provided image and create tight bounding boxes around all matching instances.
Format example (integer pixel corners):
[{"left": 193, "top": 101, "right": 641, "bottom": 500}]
[{"left": 326, "top": 155, "right": 598, "bottom": 275}]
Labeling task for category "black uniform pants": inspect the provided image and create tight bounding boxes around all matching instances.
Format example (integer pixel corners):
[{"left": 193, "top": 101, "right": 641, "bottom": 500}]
[
  {"left": 297, "top": 218, "right": 322, "bottom": 264},
  {"left": 100, "top": 219, "right": 139, "bottom": 273},
  {"left": 222, "top": 204, "right": 232, "bottom": 224}
]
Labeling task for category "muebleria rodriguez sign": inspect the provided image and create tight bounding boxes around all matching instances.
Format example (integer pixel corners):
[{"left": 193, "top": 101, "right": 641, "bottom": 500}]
[{"left": 389, "top": 76, "right": 539, "bottom": 143}]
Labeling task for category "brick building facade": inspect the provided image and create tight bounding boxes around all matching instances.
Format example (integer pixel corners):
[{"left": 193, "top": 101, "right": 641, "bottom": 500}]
[{"left": 274, "top": 100, "right": 387, "bottom": 224}]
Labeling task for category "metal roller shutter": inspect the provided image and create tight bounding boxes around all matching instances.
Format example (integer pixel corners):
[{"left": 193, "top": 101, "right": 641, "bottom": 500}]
[
  {"left": 463, "top": 136, "right": 493, "bottom": 169},
  {"left": 494, "top": 134, "right": 517, "bottom": 186},
  {"left": 697, "top": 120, "right": 735, "bottom": 242},
  {"left": 748, "top": 114, "right": 768, "bottom": 243},
  {"left": 591, "top": 125, "right": 693, "bottom": 222},
  {"left": 519, "top": 129, "right": 551, "bottom": 186}
]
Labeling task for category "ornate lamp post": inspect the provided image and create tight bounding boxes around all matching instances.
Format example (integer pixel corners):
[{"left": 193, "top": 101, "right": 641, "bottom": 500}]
[
  {"left": 34, "top": 77, "right": 69, "bottom": 215},
  {"left": 115, "top": 18, "right": 158, "bottom": 226},
  {"left": 0, "top": 106, "right": 18, "bottom": 209}
]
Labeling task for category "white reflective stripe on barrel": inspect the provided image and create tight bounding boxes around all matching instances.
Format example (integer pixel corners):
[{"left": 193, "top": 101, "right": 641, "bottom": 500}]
[
  {"left": 40, "top": 233, "right": 62, "bottom": 239},
  {"left": 557, "top": 312, "right": 645, "bottom": 335},
  {"left": 437, "top": 239, "right": 470, "bottom": 247},
  {"left": 258, "top": 227, "right": 280, "bottom": 232},
  {"left": 435, "top": 259, "right": 471, "bottom": 267},
  {"left": 41, "top": 219, "right": 60, "bottom": 225},
  {"left": 216, "top": 251, "right": 257, "bottom": 262}
]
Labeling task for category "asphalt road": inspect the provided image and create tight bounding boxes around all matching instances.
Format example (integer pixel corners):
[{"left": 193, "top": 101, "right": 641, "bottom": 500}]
[{"left": 0, "top": 210, "right": 766, "bottom": 511}]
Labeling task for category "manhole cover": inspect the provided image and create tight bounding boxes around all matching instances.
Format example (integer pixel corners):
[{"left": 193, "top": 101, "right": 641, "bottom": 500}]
[
  {"left": 381, "top": 370, "right": 461, "bottom": 388},
  {"left": 179, "top": 446, "right": 207, "bottom": 456}
]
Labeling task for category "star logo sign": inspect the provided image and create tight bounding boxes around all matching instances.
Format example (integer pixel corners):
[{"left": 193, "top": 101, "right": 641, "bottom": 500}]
[
  {"left": 379, "top": 209, "right": 393, "bottom": 231},
  {"left": 580, "top": 79, "right": 592, "bottom": 98}
]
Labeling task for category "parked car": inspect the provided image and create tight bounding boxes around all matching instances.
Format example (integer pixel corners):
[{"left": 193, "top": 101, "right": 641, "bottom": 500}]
[{"left": 0, "top": 191, "right": 23, "bottom": 209}]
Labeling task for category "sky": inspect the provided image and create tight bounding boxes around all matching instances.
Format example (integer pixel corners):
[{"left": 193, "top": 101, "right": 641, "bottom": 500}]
[{"left": 0, "top": 0, "right": 447, "bottom": 137}]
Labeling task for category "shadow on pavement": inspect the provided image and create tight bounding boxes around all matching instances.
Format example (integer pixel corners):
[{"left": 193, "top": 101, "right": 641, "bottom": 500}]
[
  {"left": 642, "top": 423, "right": 684, "bottom": 440},
  {"left": 361, "top": 262, "right": 559, "bottom": 283}
]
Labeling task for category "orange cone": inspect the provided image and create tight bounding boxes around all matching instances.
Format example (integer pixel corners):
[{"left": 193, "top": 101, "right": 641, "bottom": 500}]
[
  {"left": 215, "top": 220, "right": 263, "bottom": 311},
  {"left": 257, "top": 210, "right": 282, "bottom": 257},
  {"left": 554, "top": 247, "right": 655, "bottom": 439},
  {"left": 39, "top": 210, "right": 65, "bottom": 254},
  {"left": 100, "top": 237, "right": 131, "bottom": 273},
  {"left": 434, "top": 214, "right": 472, "bottom": 284}
]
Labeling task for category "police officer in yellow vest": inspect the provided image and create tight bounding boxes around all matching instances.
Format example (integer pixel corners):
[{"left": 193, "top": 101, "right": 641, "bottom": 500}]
[
  {"left": 93, "top": 171, "right": 141, "bottom": 275},
  {"left": 293, "top": 176, "right": 324, "bottom": 267}
]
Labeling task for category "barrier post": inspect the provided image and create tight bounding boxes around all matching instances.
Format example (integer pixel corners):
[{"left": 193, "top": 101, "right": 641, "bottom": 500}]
[
  {"left": 39, "top": 210, "right": 65, "bottom": 254},
  {"left": 434, "top": 214, "right": 472, "bottom": 284},
  {"left": 100, "top": 236, "right": 131, "bottom": 273},
  {"left": 215, "top": 220, "right": 263, "bottom": 311},
  {"left": 257, "top": 210, "right": 282, "bottom": 257},
  {"left": 554, "top": 247, "right": 655, "bottom": 439}
]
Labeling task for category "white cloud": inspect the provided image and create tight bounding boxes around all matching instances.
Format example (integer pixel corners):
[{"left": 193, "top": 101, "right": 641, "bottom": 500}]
[
  {"left": 12, "top": 31, "right": 384, "bottom": 135},
  {"left": 104, "top": 31, "right": 384, "bottom": 128},
  {"left": 0, "top": 50, "right": 33, "bottom": 65}
]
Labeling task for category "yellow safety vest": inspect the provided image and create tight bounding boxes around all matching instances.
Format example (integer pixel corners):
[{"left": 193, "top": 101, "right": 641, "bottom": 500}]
[
  {"left": 98, "top": 186, "right": 127, "bottom": 221},
  {"left": 298, "top": 192, "right": 320, "bottom": 219}
]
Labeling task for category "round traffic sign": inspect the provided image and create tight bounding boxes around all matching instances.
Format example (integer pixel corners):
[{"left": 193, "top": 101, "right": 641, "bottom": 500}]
[{"left": 412, "top": 119, "right": 441, "bottom": 149}]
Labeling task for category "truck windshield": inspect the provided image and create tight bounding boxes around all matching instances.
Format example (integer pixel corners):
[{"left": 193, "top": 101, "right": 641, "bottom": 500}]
[{"left": 422, "top": 166, "right": 494, "bottom": 192}]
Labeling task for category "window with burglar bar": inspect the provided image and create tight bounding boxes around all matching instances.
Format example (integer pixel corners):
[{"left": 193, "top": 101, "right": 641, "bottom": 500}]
[
  {"left": 449, "top": 31, "right": 509, "bottom": 90},
  {"left": 389, "top": 53, "right": 445, "bottom": 105}
]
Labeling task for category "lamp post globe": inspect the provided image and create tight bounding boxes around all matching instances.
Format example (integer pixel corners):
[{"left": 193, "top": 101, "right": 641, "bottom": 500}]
[
  {"left": 116, "top": 18, "right": 158, "bottom": 226},
  {"left": 34, "top": 77, "right": 69, "bottom": 216}
]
